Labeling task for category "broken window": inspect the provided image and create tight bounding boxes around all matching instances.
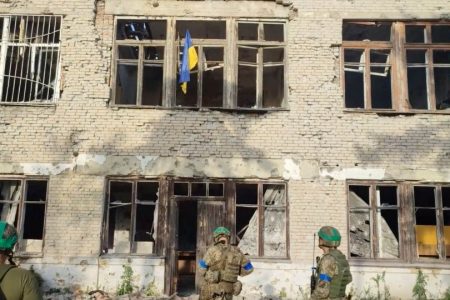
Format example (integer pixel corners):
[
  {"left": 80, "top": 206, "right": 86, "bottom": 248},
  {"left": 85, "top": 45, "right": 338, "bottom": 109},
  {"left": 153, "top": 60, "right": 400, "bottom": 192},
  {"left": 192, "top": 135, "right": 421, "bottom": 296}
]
[
  {"left": 348, "top": 184, "right": 399, "bottom": 259},
  {"left": 114, "top": 20, "right": 166, "bottom": 106},
  {"left": 0, "top": 178, "right": 47, "bottom": 253},
  {"left": 0, "top": 16, "right": 61, "bottom": 103},
  {"left": 235, "top": 182, "right": 287, "bottom": 258},
  {"left": 237, "top": 22, "right": 285, "bottom": 108},
  {"left": 413, "top": 185, "right": 450, "bottom": 259},
  {"left": 104, "top": 179, "right": 159, "bottom": 254},
  {"left": 343, "top": 21, "right": 450, "bottom": 112},
  {"left": 348, "top": 181, "right": 450, "bottom": 262},
  {"left": 112, "top": 18, "right": 286, "bottom": 110}
]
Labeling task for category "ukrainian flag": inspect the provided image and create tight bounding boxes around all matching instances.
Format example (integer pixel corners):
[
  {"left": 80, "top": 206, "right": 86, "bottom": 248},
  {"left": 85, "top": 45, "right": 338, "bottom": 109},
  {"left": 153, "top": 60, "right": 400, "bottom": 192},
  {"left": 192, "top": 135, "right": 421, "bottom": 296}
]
[{"left": 179, "top": 30, "right": 198, "bottom": 94}]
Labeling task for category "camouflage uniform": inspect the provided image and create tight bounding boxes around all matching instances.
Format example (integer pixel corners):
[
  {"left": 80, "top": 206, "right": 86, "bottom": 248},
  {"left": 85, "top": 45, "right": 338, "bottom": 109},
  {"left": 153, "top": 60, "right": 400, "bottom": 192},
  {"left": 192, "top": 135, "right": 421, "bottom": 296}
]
[
  {"left": 311, "top": 249, "right": 352, "bottom": 300},
  {"left": 198, "top": 242, "right": 253, "bottom": 300}
]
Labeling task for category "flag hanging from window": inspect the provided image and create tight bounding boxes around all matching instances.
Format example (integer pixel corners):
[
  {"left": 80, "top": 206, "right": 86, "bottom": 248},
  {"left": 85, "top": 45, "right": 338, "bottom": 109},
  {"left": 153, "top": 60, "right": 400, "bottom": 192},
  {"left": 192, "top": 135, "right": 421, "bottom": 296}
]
[{"left": 179, "top": 30, "right": 198, "bottom": 94}]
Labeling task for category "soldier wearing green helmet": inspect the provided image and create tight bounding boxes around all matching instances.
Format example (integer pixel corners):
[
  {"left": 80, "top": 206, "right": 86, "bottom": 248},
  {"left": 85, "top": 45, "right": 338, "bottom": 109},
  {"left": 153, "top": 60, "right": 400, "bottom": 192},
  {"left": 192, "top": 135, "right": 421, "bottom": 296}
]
[
  {"left": 0, "top": 221, "right": 42, "bottom": 300},
  {"left": 198, "top": 226, "right": 254, "bottom": 300},
  {"left": 311, "top": 226, "right": 352, "bottom": 300}
]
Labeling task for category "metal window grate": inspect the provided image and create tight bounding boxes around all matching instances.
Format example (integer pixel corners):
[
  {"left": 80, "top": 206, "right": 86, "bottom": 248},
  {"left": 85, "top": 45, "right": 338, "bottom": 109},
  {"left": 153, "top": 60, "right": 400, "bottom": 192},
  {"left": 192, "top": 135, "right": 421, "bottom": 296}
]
[{"left": 0, "top": 15, "right": 61, "bottom": 103}]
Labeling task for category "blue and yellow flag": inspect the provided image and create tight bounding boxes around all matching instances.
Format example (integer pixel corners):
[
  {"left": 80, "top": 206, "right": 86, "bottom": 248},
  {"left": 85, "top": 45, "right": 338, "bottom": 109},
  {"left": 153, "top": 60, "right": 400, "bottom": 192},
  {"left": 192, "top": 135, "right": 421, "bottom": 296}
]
[{"left": 179, "top": 30, "right": 198, "bottom": 94}]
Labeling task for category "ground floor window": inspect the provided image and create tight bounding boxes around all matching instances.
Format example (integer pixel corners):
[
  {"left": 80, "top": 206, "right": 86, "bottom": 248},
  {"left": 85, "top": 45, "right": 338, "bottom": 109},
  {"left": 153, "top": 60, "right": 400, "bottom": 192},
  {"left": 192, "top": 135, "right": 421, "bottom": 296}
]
[
  {"left": 0, "top": 177, "right": 48, "bottom": 253},
  {"left": 348, "top": 181, "right": 450, "bottom": 261}
]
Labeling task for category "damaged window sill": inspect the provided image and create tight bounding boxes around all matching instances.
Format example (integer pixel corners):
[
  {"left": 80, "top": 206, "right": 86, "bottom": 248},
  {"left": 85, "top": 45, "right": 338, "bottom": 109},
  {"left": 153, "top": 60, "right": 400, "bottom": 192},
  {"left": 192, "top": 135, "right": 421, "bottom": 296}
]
[
  {"left": 0, "top": 102, "right": 56, "bottom": 108},
  {"left": 15, "top": 252, "right": 44, "bottom": 259},
  {"left": 110, "top": 104, "right": 290, "bottom": 113}
]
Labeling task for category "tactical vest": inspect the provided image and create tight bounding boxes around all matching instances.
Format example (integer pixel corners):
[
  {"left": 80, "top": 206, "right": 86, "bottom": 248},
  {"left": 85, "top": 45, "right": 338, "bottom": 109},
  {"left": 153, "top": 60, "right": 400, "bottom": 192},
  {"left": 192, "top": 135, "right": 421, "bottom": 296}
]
[
  {"left": 220, "top": 246, "right": 242, "bottom": 283},
  {"left": 325, "top": 249, "right": 352, "bottom": 298}
]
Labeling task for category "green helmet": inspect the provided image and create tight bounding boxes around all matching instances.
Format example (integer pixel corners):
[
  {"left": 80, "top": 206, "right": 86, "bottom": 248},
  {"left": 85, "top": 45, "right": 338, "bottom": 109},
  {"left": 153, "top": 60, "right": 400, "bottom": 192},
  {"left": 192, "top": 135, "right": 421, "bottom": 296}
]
[
  {"left": 0, "top": 221, "right": 17, "bottom": 251},
  {"left": 318, "top": 226, "right": 341, "bottom": 247},
  {"left": 213, "top": 226, "right": 231, "bottom": 238}
]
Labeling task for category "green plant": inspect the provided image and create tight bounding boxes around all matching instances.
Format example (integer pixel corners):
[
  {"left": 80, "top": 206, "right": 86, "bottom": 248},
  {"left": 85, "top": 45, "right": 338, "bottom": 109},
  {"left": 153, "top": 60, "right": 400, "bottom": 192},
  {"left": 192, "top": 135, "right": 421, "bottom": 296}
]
[
  {"left": 117, "top": 264, "right": 134, "bottom": 296},
  {"left": 279, "top": 287, "right": 287, "bottom": 299},
  {"left": 442, "top": 287, "right": 450, "bottom": 300},
  {"left": 412, "top": 269, "right": 428, "bottom": 300},
  {"left": 371, "top": 271, "right": 390, "bottom": 300},
  {"left": 144, "top": 280, "right": 160, "bottom": 297}
]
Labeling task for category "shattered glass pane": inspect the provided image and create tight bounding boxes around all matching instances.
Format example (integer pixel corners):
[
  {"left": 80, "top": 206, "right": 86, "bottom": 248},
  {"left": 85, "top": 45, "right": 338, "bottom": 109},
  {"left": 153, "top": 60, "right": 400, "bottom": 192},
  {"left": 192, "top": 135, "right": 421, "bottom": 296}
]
[
  {"left": 349, "top": 185, "right": 370, "bottom": 208},
  {"left": 116, "top": 20, "right": 166, "bottom": 40},
  {"left": 238, "top": 23, "right": 258, "bottom": 41},
  {"left": 343, "top": 22, "right": 392, "bottom": 41},
  {"left": 236, "top": 184, "right": 257, "bottom": 205},
  {"left": 133, "top": 204, "right": 156, "bottom": 254},
  {"left": 263, "top": 207, "right": 286, "bottom": 257},
  {"left": 176, "top": 21, "right": 225, "bottom": 39},
  {"left": 264, "top": 24, "right": 284, "bottom": 42},
  {"left": 263, "top": 185, "right": 285, "bottom": 206},
  {"left": 137, "top": 181, "right": 159, "bottom": 202},
  {"left": 115, "top": 64, "right": 138, "bottom": 105},
  {"left": 237, "top": 66, "right": 256, "bottom": 108},
  {"left": 236, "top": 206, "right": 258, "bottom": 256},
  {"left": 142, "top": 65, "right": 163, "bottom": 106},
  {"left": 431, "top": 25, "right": 450, "bottom": 43},
  {"left": 349, "top": 210, "right": 371, "bottom": 258},
  {"left": 263, "top": 66, "right": 284, "bottom": 108},
  {"left": 414, "top": 186, "right": 438, "bottom": 258},
  {"left": 406, "top": 25, "right": 426, "bottom": 43},
  {"left": 0, "top": 180, "right": 21, "bottom": 225}
]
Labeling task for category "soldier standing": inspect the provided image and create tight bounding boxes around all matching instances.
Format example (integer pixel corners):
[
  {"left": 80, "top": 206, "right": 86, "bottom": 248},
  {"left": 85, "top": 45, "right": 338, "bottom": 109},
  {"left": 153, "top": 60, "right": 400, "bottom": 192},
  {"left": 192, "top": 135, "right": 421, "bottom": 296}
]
[
  {"left": 0, "top": 221, "right": 42, "bottom": 300},
  {"left": 198, "top": 227, "right": 254, "bottom": 300},
  {"left": 311, "top": 226, "right": 352, "bottom": 300}
]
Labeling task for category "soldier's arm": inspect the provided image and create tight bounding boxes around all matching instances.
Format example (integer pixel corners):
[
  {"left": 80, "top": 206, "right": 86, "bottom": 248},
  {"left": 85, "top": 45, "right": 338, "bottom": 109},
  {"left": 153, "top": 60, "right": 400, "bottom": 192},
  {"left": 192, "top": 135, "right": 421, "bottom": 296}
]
[
  {"left": 311, "top": 255, "right": 337, "bottom": 299},
  {"left": 239, "top": 249, "right": 254, "bottom": 276},
  {"left": 23, "top": 271, "right": 43, "bottom": 300},
  {"left": 198, "top": 247, "right": 214, "bottom": 277}
]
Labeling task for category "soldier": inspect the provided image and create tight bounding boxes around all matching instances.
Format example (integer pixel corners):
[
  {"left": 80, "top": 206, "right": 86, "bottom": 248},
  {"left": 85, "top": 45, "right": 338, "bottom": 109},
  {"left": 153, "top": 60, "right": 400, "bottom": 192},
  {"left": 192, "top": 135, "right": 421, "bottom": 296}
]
[
  {"left": 311, "top": 226, "right": 352, "bottom": 300},
  {"left": 198, "top": 227, "right": 254, "bottom": 300},
  {"left": 0, "top": 221, "right": 42, "bottom": 300}
]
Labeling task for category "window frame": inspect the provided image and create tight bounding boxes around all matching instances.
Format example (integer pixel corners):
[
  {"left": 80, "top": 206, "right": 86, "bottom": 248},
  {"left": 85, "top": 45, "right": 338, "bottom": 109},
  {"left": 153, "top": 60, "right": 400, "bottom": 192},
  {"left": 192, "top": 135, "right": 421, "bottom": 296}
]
[
  {"left": 0, "top": 176, "right": 48, "bottom": 256},
  {"left": 347, "top": 180, "right": 450, "bottom": 265},
  {"left": 233, "top": 180, "right": 289, "bottom": 259},
  {"left": 111, "top": 17, "right": 288, "bottom": 111},
  {"left": 0, "top": 15, "right": 62, "bottom": 105},
  {"left": 102, "top": 177, "right": 161, "bottom": 256},
  {"left": 341, "top": 21, "right": 450, "bottom": 114}
]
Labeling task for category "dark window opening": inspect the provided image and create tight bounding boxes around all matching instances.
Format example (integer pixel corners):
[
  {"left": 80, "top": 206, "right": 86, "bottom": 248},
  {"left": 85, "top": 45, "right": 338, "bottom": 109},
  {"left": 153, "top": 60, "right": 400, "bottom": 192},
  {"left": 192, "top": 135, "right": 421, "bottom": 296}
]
[
  {"left": 238, "top": 23, "right": 258, "bottom": 41},
  {"left": 236, "top": 184, "right": 258, "bottom": 205},
  {"left": 407, "top": 50, "right": 429, "bottom": 109},
  {"left": 343, "top": 22, "right": 392, "bottom": 42},
  {"left": 177, "top": 201, "right": 197, "bottom": 251},
  {"left": 431, "top": 25, "right": 450, "bottom": 43},
  {"left": 115, "top": 64, "right": 138, "bottom": 105},
  {"left": 209, "top": 183, "right": 223, "bottom": 197},
  {"left": 406, "top": 25, "right": 426, "bottom": 43},
  {"left": 191, "top": 183, "right": 206, "bottom": 197},
  {"left": 414, "top": 186, "right": 438, "bottom": 258},
  {"left": 116, "top": 20, "right": 167, "bottom": 40},
  {"left": 176, "top": 21, "right": 226, "bottom": 39},
  {"left": 174, "top": 182, "right": 189, "bottom": 196}
]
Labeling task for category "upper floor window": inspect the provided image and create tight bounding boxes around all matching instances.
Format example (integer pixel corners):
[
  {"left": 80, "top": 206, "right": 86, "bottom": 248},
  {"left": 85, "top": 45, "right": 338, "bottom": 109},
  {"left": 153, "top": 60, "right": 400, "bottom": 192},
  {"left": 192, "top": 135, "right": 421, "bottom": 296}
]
[
  {"left": 0, "top": 15, "right": 61, "bottom": 104},
  {"left": 113, "top": 18, "right": 287, "bottom": 110},
  {"left": 348, "top": 181, "right": 450, "bottom": 262},
  {"left": 342, "top": 21, "right": 450, "bottom": 113},
  {"left": 0, "top": 178, "right": 48, "bottom": 254}
]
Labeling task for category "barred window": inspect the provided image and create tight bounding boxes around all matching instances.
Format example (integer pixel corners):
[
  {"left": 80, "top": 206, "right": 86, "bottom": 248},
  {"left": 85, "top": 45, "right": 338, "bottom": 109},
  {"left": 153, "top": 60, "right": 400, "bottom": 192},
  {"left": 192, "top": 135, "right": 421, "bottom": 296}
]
[{"left": 0, "top": 15, "right": 61, "bottom": 104}]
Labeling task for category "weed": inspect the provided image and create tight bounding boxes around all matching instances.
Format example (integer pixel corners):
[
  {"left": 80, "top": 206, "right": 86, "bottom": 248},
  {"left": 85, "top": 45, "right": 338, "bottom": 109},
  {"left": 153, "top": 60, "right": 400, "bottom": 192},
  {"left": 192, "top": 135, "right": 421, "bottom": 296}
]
[
  {"left": 116, "top": 264, "right": 134, "bottom": 296},
  {"left": 412, "top": 269, "right": 428, "bottom": 300}
]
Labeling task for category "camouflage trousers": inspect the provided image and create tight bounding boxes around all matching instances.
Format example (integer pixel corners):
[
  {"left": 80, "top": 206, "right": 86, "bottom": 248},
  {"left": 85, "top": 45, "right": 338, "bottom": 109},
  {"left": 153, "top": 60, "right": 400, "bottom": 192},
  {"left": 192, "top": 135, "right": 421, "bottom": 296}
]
[{"left": 199, "top": 281, "right": 234, "bottom": 300}]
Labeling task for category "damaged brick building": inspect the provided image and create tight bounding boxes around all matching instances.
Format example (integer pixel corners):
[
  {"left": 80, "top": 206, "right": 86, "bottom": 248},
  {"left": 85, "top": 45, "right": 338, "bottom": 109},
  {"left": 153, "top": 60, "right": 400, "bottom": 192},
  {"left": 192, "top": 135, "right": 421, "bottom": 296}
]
[{"left": 0, "top": 0, "right": 449, "bottom": 298}]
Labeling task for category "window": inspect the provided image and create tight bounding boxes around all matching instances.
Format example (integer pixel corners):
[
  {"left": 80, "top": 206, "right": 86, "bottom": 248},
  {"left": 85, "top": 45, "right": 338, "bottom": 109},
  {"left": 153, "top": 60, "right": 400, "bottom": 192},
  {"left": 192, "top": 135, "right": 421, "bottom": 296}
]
[
  {"left": 0, "top": 15, "right": 61, "bottom": 104},
  {"left": 235, "top": 182, "right": 287, "bottom": 258},
  {"left": 0, "top": 178, "right": 48, "bottom": 253},
  {"left": 103, "top": 179, "right": 159, "bottom": 254},
  {"left": 348, "top": 182, "right": 450, "bottom": 262},
  {"left": 342, "top": 21, "right": 450, "bottom": 112},
  {"left": 112, "top": 18, "right": 286, "bottom": 110}
]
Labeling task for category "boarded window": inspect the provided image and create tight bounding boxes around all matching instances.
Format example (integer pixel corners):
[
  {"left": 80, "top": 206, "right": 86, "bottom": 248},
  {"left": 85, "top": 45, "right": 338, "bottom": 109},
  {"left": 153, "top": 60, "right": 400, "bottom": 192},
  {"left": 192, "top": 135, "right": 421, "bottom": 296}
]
[
  {"left": 104, "top": 180, "right": 159, "bottom": 254},
  {"left": 0, "top": 16, "right": 61, "bottom": 103},
  {"left": 0, "top": 178, "right": 47, "bottom": 253}
]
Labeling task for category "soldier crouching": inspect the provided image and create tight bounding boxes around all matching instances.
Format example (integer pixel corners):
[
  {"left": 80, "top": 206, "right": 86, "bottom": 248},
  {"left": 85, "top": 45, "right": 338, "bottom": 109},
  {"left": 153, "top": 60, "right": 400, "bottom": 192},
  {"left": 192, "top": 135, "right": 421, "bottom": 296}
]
[{"left": 198, "top": 227, "right": 253, "bottom": 300}]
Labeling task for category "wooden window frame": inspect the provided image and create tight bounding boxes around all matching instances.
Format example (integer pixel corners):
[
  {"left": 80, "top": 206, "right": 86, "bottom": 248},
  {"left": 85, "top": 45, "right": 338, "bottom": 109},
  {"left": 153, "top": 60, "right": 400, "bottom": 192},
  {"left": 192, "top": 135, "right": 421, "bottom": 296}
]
[
  {"left": 342, "top": 21, "right": 450, "bottom": 114},
  {"left": 347, "top": 180, "right": 450, "bottom": 264},
  {"left": 0, "top": 176, "right": 48, "bottom": 256},
  {"left": 102, "top": 178, "right": 162, "bottom": 256},
  {"left": 233, "top": 180, "right": 289, "bottom": 259},
  {"left": 112, "top": 17, "right": 288, "bottom": 111}
]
